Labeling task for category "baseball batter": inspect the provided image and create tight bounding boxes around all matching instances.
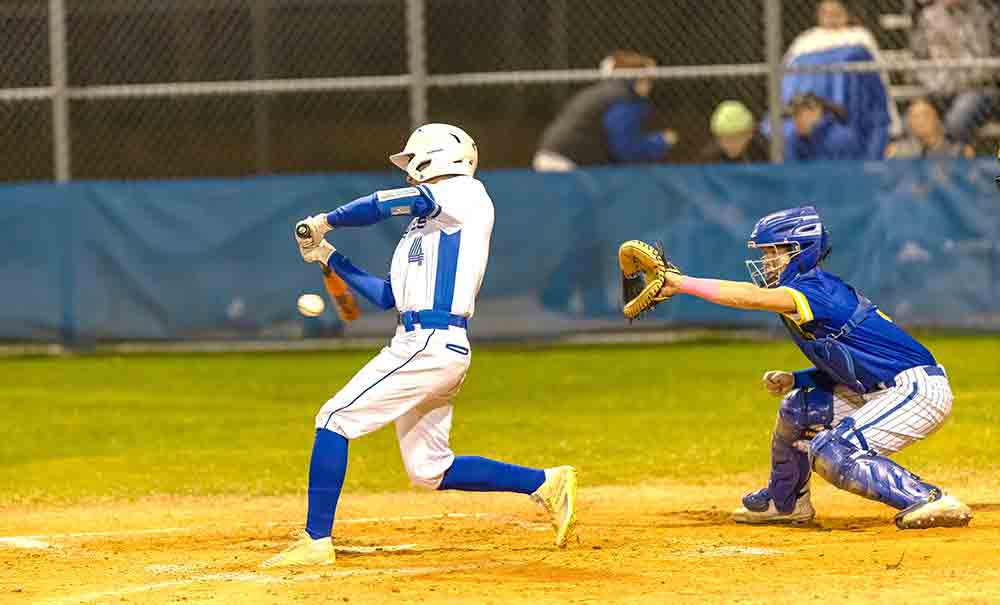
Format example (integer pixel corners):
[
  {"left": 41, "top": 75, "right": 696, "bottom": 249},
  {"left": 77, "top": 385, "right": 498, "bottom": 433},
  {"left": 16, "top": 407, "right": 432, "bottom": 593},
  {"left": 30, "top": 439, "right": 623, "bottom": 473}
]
[
  {"left": 262, "top": 124, "right": 577, "bottom": 568},
  {"left": 645, "top": 206, "right": 972, "bottom": 528}
]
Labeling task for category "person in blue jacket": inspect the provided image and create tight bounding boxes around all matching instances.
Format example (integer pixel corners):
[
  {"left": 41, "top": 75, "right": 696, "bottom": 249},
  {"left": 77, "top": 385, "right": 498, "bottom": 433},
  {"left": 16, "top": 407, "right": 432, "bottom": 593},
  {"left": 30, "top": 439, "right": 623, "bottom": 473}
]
[
  {"left": 533, "top": 50, "right": 678, "bottom": 171},
  {"left": 784, "top": 93, "right": 865, "bottom": 162},
  {"left": 775, "top": 0, "right": 899, "bottom": 160}
]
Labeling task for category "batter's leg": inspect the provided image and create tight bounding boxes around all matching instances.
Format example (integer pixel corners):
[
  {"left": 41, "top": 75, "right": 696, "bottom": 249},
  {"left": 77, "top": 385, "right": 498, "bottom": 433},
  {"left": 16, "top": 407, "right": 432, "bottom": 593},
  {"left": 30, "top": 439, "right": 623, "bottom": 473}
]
[
  {"left": 396, "top": 399, "right": 577, "bottom": 547},
  {"left": 305, "top": 428, "right": 349, "bottom": 540},
  {"left": 263, "top": 331, "right": 456, "bottom": 568},
  {"left": 260, "top": 427, "right": 348, "bottom": 568}
]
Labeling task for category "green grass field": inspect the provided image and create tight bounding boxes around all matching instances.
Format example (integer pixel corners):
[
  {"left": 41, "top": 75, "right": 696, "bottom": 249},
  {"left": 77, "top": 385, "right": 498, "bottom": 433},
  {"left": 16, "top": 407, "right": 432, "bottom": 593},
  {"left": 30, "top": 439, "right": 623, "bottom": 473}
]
[{"left": 2, "top": 336, "right": 997, "bottom": 503}]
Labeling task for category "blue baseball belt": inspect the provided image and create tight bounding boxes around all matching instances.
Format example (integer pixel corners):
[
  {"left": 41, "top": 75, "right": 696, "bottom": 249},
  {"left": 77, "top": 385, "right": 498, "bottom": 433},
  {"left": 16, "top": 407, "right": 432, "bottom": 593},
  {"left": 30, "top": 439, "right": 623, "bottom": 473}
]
[
  {"left": 876, "top": 364, "right": 946, "bottom": 391},
  {"left": 398, "top": 310, "right": 468, "bottom": 332}
]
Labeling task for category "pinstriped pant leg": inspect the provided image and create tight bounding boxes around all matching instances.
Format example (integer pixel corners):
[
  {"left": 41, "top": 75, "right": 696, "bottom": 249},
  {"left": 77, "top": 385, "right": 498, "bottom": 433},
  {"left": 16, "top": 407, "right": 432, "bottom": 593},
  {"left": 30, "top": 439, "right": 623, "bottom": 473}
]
[{"left": 839, "top": 367, "right": 953, "bottom": 456}]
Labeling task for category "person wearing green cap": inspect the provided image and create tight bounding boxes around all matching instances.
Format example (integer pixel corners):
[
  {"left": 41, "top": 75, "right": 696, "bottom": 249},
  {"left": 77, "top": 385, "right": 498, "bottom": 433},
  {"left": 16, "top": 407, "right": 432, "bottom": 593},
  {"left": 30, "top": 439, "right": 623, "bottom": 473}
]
[{"left": 698, "top": 100, "right": 769, "bottom": 164}]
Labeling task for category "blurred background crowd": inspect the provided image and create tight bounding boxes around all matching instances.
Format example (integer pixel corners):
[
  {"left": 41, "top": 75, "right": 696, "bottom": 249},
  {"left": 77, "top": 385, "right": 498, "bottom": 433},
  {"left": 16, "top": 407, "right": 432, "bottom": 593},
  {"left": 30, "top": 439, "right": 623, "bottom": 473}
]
[
  {"left": 1, "top": 0, "right": 998, "bottom": 183},
  {"left": 537, "top": 0, "right": 995, "bottom": 170}
]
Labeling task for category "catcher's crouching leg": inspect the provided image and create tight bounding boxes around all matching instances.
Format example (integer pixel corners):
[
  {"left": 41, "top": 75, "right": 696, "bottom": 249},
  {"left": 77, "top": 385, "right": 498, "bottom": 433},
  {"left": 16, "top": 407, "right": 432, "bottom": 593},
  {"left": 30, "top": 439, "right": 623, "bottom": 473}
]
[
  {"left": 809, "top": 420, "right": 939, "bottom": 510},
  {"left": 734, "top": 388, "right": 831, "bottom": 523},
  {"left": 808, "top": 422, "right": 971, "bottom": 528}
]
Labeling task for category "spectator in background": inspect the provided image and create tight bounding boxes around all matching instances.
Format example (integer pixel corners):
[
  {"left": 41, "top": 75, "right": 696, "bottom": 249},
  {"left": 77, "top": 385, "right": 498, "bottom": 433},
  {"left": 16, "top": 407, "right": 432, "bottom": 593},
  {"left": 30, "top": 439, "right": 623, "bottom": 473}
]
[
  {"left": 784, "top": 93, "right": 864, "bottom": 162},
  {"left": 886, "top": 98, "right": 975, "bottom": 159},
  {"left": 533, "top": 50, "right": 678, "bottom": 172},
  {"left": 698, "top": 100, "right": 770, "bottom": 164},
  {"left": 911, "top": 0, "right": 998, "bottom": 144},
  {"left": 774, "top": 0, "right": 900, "bottom": 160}
]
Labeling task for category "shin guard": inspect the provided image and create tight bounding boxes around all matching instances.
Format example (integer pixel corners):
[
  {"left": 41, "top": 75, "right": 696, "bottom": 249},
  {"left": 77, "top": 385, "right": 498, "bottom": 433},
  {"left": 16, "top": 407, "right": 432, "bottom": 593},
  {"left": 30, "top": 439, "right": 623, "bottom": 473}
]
[
  {"left": 810, "top": 424, "right": 939, "bottom": 510},
  {"left": 767, "top": 388, "right": 833, "bottom": 513}
]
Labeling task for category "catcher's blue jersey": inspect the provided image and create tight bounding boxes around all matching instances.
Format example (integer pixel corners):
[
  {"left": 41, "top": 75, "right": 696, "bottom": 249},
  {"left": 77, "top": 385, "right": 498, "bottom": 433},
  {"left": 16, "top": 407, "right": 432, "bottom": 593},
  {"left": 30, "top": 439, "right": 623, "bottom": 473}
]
[{"left": 779, "top": 269, "right": 936, "bottom": 388}]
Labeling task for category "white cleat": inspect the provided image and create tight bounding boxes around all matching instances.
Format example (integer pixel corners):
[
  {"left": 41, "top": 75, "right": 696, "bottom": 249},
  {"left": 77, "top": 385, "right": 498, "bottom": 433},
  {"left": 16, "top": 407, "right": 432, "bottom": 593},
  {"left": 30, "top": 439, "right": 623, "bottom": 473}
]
[
  {"left": 895, "top": 493, "right": 972, "bottom": 530},
  {"left": 732, "top": 489, "right": 816, "bottom": 525},
  {"left": 531, "top": 466, "right": 578, "bottom": 548},
  {"left": 260, "top": 535, "right": 336, "bottom": 568}
]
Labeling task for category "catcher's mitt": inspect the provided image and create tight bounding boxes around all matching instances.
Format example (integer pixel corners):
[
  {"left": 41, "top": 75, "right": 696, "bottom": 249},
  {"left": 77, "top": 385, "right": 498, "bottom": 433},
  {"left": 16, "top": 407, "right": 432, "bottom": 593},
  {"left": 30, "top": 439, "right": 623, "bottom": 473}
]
[{"left": 619, "top": 240, "right": 681, "bottom": 320}]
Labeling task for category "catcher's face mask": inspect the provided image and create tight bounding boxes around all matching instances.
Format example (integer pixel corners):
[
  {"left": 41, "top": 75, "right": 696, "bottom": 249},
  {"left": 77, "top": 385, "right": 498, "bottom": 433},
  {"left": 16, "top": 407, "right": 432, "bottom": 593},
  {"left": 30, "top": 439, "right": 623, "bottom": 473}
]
[{"left": 746, "top": 243, "right": 800, "bottom": 288}]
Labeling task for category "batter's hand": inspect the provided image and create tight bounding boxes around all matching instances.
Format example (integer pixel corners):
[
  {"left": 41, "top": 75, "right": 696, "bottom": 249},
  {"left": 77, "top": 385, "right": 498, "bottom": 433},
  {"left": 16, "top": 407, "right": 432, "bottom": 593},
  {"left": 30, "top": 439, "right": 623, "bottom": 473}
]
[
  {"left": 298, "top": 236, "right": 335, "bottom": 265},
  {"left": 295, "top": 214, "right": 332, "bottom": 248},
  {"left": 762, "top": 371, "right": 794, "bottom": 397}
]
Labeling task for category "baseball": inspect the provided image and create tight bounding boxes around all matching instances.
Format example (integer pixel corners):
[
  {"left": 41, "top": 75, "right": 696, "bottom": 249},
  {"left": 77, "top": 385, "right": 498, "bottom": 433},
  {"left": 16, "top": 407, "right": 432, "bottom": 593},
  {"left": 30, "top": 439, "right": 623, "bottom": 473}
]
[{"left": 296, "top": 293, "right": 325, "bottom": 317}]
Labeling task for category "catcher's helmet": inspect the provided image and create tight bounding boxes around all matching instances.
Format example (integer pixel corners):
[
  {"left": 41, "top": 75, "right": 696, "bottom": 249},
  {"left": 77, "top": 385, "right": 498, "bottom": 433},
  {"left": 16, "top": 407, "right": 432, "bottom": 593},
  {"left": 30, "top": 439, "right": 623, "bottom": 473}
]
[
  {"left": 746, "top": 206, "right": 830, "bottom": 287},
  {"left": 389, "top": 123, "right": 478, "bottom": 183}
]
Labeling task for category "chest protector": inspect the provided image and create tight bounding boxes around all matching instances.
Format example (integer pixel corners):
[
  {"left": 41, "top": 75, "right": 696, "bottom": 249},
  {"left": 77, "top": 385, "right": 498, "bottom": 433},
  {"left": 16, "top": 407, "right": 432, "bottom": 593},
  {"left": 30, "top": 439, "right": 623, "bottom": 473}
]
[{"left": 796, "top": 294, "right": 878, "bottom": 394}]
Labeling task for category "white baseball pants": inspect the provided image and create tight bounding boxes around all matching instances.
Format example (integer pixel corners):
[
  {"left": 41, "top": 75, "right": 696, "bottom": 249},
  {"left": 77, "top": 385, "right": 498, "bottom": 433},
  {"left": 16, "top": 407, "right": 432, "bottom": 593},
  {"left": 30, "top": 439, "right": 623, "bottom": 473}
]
[
  {"left": 315, "top": 325, "right": 471, "bottom": 489},
  {"left": 831, "top": 365, "right": 953, "bottom": 455}
]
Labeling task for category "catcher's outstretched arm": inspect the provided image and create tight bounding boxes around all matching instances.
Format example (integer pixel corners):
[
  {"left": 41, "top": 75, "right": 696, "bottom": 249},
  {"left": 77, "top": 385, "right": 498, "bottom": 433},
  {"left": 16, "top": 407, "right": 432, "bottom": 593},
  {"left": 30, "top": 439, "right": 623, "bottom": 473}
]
[{"left": 669, "top": 275, "right": 797, "bottom": 315}]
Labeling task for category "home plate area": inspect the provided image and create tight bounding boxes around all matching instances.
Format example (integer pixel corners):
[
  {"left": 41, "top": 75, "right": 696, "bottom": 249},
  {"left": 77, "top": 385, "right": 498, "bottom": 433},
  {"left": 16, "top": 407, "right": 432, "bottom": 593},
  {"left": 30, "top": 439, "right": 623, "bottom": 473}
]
[{"left": 3, "top": 482, "right": 998, "bottom": 604}]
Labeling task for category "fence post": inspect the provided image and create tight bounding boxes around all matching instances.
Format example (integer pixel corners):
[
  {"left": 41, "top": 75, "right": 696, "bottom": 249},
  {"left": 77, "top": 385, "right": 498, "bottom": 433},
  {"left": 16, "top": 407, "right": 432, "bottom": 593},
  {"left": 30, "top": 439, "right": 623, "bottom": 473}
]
[
  {"left": 252, "top": 0, "right": 273, "bottom": 174},
  {"left": 765, "top": 0, "right": 784, "bottom": 163},
  {"left": 49, "top": 0, "right": 71, "bottom": 181},
  {"left": 406, "top": 0, "right": 428, "bottom": 128}
]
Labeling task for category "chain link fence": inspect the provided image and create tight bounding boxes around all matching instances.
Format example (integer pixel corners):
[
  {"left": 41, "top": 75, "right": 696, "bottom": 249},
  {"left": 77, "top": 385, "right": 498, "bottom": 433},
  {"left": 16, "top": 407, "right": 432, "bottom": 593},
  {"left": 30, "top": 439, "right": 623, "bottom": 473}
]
[
  {"left": 1, "top": 0, "right": 997, "bottom": 183},
  {"left": 1, "top": 1, "right": 53, "bottom": 181}
]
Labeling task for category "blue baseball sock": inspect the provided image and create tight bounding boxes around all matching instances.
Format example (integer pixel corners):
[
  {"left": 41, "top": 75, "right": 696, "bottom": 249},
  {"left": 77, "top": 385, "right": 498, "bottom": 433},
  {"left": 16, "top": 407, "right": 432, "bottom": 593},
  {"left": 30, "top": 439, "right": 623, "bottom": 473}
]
[
  {"left": 438, "top": 456, "right": 545, "bottom": 494},
  {"left": 305, "top": 428, "right": 349, "bottom": 539}
]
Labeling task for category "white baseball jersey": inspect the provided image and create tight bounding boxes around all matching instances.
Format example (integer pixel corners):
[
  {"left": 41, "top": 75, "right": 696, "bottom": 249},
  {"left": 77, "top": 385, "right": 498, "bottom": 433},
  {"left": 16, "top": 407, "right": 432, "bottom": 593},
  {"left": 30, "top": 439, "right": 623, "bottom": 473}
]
[{"left": 387, "top": 176, "right": 494, "bottom": 318}]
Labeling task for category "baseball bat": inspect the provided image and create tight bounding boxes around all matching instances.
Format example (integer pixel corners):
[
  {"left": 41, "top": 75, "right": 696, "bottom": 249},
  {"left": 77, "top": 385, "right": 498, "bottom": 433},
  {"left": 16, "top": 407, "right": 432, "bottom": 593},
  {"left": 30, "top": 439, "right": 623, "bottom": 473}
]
[{"left": 321, "top": 265, "right": 361, "bottom": 322}]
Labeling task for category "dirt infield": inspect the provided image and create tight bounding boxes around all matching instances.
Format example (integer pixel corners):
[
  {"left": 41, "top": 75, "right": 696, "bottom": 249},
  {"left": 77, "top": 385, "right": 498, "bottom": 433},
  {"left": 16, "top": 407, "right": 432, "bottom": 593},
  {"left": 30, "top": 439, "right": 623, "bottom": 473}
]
[{"left": 3, "top": 479, "right": 999, "bottom": 604}]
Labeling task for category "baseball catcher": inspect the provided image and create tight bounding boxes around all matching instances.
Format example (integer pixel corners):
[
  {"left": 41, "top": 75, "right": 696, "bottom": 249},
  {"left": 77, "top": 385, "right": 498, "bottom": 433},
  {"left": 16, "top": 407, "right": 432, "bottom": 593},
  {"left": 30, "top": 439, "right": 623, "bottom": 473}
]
[{"left": 619, "top": 206, "right": 971, "bottom": 529}]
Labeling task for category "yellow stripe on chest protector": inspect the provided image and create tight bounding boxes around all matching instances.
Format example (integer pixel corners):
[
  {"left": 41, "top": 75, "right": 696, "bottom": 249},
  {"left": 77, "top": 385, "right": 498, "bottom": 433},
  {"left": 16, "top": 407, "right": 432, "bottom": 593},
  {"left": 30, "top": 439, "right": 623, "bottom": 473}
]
[{"left": 877, "top": 309, "right": 893, "bottom": 322}]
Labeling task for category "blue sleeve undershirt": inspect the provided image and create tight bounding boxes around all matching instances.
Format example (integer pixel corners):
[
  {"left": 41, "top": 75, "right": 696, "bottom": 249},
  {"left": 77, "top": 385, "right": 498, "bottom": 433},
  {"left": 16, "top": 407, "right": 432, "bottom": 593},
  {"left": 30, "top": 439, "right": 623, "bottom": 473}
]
[
  {"left": 326, "top": 252, "right": 395, "bottom": 311},
  {"left": 793, "top": 368, "right": 822, "bottom": 390},
  {"left": 324, "top": 186, "right": 438, "bottom": 229},
  {"left": 320, "top": 186, "right": 441, "bottom": 310},
  {"left": 793, "top": 368, "right": 837, "bottom": 391}
]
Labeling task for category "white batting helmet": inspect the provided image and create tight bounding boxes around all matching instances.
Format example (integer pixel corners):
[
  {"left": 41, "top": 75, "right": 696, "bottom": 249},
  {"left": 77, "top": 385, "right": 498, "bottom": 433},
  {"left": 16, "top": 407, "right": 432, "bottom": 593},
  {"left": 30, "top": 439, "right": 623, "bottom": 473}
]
[{"left": 389, "top": 123, "right": 478, "bottom": 182}]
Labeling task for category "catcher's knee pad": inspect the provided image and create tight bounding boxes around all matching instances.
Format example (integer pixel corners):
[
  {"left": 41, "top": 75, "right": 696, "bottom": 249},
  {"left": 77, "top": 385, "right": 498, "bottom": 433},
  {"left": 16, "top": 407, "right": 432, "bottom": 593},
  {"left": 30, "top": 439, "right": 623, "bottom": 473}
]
[
  {"left": 810, "top": 422, "right": 939, "bottom": 510},
  {"left": 775, "top": 388, "right": 833, "bottom": 444}
]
